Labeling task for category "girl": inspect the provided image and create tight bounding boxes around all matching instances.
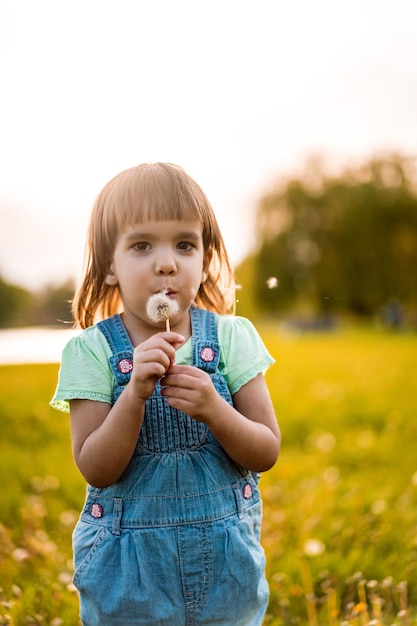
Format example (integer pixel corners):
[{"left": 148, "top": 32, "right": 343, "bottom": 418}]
[{"left": 51, "top": 162, "right": 280, "bottom": 626}]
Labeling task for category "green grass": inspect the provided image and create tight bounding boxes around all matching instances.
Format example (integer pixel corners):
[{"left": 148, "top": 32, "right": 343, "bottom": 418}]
[
  {"left": 0, "top": 364, "right": 83, "bottom": 625},
  {"left": 0, "top": 325, "right": 416, "bottom": 625},
  {"left": 260, "top": 323, "right": 417, "bottom": 625}
]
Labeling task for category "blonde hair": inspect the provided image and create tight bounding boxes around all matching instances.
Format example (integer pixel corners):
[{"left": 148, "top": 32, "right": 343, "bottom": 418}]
[{"left": 73, "top": 163, "right": 236, "bottom": 328}]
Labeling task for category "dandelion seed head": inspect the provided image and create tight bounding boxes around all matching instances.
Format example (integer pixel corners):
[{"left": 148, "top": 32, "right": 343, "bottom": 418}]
[
  {"left": 58, "top": 572, "right": 73, "bottom": 586},
  {"left": 303, "top": 538, "right": 325, "bottom": 557},
  {"left": 366, "top": 580, "right": 379, "bottom": 590},
  {"left": 146, "top": 290, "right": 179, "bottom": 324},
  {"left": 12, "top": 548, "right": 30, "bottom": 562},
  {"left": 266, "top": 276, "right": 279, "bottom": 289}
]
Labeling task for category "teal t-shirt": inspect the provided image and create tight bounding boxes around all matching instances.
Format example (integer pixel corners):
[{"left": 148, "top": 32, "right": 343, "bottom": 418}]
[{"left": 51, "top": 313, "right": 274, "bottom": 413}]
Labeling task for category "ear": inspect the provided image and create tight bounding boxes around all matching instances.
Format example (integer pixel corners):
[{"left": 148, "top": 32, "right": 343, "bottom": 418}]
[{"left": 104, "top": 263, "right": 118, "bottom": 286}]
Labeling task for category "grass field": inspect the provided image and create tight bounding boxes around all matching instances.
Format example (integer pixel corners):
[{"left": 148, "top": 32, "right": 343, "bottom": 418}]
[{"left": 0, "top": 323, "right": 416, "bottom": 625}]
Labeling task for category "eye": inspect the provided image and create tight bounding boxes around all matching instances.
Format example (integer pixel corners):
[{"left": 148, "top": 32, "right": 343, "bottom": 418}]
[
  {"left": 177, "top": 241, "right": 195, "bottom": 252},
  {"left": 133, "top": 242, "right": 151, "bottom": 252}
]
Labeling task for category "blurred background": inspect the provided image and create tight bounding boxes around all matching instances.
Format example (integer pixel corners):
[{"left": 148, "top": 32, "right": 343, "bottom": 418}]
[
  {"left": 1, "top": 4, "right": 417, "bottom": 622},
  {"left": 1, "top": 0, "right": 416, "bottom": 331}
]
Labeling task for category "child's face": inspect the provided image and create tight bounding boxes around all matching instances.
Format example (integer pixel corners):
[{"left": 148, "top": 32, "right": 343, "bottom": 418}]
[{"left": 105, "top": 218, "right": 209, "bottom": 332}]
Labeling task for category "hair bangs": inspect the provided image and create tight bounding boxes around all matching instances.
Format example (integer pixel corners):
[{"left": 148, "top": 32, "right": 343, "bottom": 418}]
[{"left": 107, "top": 164, "right": 205, "bottom": 233}]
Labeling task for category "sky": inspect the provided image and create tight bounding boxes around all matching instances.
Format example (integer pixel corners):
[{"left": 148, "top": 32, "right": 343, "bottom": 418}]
[{"left": 1, "top": 0, "right": 416, "bottom": 291}]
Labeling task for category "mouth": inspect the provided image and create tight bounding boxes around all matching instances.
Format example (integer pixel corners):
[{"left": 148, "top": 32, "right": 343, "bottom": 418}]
[{"left": 160, "top": 288, "right": 177, "bottom": 299}]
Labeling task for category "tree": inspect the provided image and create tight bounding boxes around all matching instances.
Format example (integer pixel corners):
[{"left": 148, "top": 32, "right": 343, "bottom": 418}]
[
  {"left": 32, "top": 280, "right": 75, "bottom": 326},
  {"left": 0, "top": 277, "right": 34, "bottom": 327},
  {"left": 0, "top": 276, "right": 75, "bottom": 327},
  {"left": 247, "top": 154, "right": 417, "bottom": 317}
]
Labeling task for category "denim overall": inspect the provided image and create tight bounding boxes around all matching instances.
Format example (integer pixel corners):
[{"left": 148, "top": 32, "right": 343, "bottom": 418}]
[{"left": 72, "top": 307, "right": 268, "bottom": 625}]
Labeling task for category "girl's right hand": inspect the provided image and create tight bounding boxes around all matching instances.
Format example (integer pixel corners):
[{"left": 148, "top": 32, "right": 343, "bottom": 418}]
[{"left": 130, "top": 332, "right": 185, "bottom": 402}]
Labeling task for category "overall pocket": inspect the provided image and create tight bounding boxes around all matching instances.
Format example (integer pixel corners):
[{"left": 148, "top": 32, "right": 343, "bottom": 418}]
[{"left": 72, "top": 521, "right": 109, "bottom": 587}]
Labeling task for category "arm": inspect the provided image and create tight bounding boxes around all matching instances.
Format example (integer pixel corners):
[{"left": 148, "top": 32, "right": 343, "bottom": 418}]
[
  {"left": 70, "top": 331, "right": 184, "bottom": 488},
  {"left": 161, "top": 366, "right": 280, "bottom": 472}
]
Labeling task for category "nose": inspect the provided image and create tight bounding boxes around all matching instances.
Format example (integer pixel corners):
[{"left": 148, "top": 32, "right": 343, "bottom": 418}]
[{"left": 155, "top": 249, "right": 177, "bottom": 275}]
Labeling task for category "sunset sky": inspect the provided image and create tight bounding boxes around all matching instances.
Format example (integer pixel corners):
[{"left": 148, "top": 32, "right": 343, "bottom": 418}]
[{"left": 1, "top": 0, "right": 416, "bottom": 290}]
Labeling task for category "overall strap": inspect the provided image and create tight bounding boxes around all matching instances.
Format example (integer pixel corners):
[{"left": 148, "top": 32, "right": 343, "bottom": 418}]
[
  {"left": 96, "top": 314, "right": 134, "bottom": 393},
  {"left": 96, "top": 314, "right": 133, "bottom": 352},
  {"left": 190, "top": 307, "right": 221, "bottom": 374}
]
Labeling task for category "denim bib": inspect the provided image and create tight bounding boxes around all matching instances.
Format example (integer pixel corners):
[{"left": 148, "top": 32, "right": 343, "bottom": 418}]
[{"left": 97, "top": 307, "right": 233, "bottom": 454}]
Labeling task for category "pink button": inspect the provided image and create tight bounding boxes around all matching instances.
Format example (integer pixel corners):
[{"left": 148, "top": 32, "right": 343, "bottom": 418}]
[
  {"left": 118, "top": 358, "right": 133, "bottom": 374},
  {"left": 200, "top": 347, "right": 215, "bottom": 362},
  {"left": 90, "top": 503, "right": 103, "bottom": 518},
  {"left": 242, "top": 484, "right": 253, "bottom": 499}
]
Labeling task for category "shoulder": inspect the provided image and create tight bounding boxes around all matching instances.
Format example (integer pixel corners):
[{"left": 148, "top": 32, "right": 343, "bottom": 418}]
[
  {"left": 192, "top": 309, "right": 260, "bottom": 345},
  {"left": 215, "top": 313, "right": 264, "bottom": 344},
  {"left": 213, "top": 313, "right": 275, "bottom": 395},
  {"left": 50, "top": 322, "right": 114, "bottom": 413},
  {"left": 62, "top": 324, "right": 112, "bottom": 363}
]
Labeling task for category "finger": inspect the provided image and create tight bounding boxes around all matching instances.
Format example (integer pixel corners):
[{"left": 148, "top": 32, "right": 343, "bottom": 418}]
[
  {"left": 165, "top": 364, "right": 202, "bottom": 377},
  {"left": 137, "top": 348, "right": 171, "bottom": 367},
  {"left": 162, "top": 388, "right": 197, "bottom": 408},
  {"left": 157, "top": 332, "right": 185, "bottom": 348},
  {"left": 161, "top": 372, "right": 201, "bottom": 390}
]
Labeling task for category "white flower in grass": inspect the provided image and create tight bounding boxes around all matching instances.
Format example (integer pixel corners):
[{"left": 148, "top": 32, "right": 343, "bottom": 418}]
[
  {"left": 12, "top": 548, "right": 30, "bottom": 562},
  {"left": 303, "top": 538, "right": 325, "bottom": 556}
]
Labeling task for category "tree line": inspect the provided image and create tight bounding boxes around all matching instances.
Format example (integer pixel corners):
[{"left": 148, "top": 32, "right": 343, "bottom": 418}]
[
  {"left": 0, "top": 277, "right": 74, "bottom": 328},
  {"left": 235, "top": 153, "right": 417, "bottom": 325},
  {"left": 1, "top": 153, "right": 416, "bottom": 328}
]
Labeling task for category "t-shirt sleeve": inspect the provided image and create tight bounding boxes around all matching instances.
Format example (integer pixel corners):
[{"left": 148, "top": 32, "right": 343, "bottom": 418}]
[
  {"left": 50, "top": 327, "right": 114, "bottom": 413},
  {"left": 216, "top": 315, "right": 275, "bottom": 395}
]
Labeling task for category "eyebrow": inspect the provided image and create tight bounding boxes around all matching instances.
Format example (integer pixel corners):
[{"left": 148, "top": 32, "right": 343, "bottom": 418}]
[{"left": 124, "top": 229, "right": 202, "bottom": 241}]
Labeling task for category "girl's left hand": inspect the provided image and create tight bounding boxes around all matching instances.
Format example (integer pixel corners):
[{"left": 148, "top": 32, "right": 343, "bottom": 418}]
[
  {"left": 160, "top": 365, "right": 219, "bottom": 422},
  {"left": 162, "top": 364, "right": 280, "bottom": 472}
]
